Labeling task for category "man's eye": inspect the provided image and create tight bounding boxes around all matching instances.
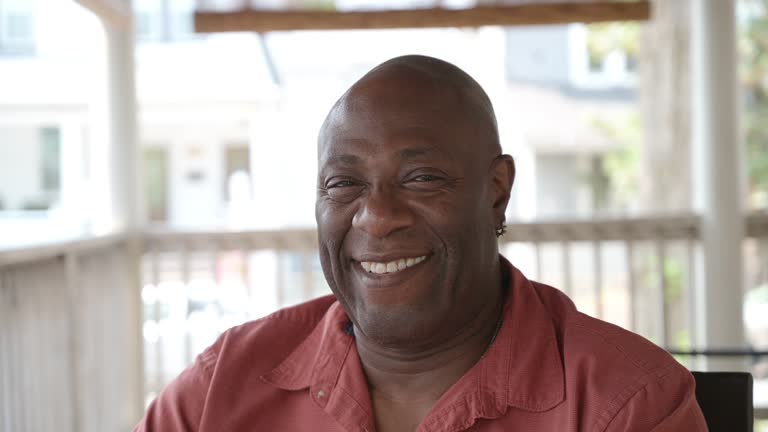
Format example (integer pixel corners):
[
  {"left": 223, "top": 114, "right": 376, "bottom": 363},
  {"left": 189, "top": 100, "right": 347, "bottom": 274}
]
[
  {"left": 411, "top": 174, "right": 440, "bottom": 182},
  {"left": 328, "top": 180, "right": 357, "bottom": 188},
  {"left": 403, "top": 173, "right": 449, "bottom": 191},
  {"left": 325, "top": 178, "right": 364, "bottom": 202}
]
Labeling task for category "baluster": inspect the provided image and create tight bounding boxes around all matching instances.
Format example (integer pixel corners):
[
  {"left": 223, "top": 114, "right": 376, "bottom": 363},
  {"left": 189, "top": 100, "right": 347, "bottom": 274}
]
[
  {"left": 150, "top": 246, "right": 163, "bottom": 398},
  {"left": 686, "top": 238, "right": 699, "bottom": 369},
  {"left": 65, "top": 252, "right": 82, "bottom": 432},
  {"left": 562, "top": 241, "right": 572, "bottom": 297},
  {"left": 625, "top": 239, "right": 637, "bottom": 333},
  {"left": 656, "top": 238, "right": 668, "bottom": 347},
  {"left": 0, "top": 270, "right": 9, "bottom": 431},
  {"left": 593, "top": 240, "right": 603, "bottom": 320},
  {"left": 180, "top": 243, "right": 193, "bottom": 365},
  {"left": 534, "top": 241, "right": 543, "bottom": 282}
]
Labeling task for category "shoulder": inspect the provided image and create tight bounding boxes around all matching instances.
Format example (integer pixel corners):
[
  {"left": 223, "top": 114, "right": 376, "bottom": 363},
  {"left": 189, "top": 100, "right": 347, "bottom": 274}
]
[
  {"left": 532, "top": 281, "right": 677, "bottom": 372},
  {"left": 221, "top": 294, "right": 337, "bottom": 346},
  {"left": 135, "top": 295, "right": 340, "bottom": 431},
  {"left": 531, "top": 282, "right": 700, "bottom": 431},
  {"left": 208, "top": 294, "right": 338, "bottom": 375}
]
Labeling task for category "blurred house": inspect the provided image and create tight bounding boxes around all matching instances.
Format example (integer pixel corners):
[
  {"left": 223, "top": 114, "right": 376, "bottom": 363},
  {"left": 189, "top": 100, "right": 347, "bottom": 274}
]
[
  {"left": 503, "top": 23, "right": 638, "bottom": 219},
  {"left": 0, "top": 0, "right": 639, "bottom": 247}
]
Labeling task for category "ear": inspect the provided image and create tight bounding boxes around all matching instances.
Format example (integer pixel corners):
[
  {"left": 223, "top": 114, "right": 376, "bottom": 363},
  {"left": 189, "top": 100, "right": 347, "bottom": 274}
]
[{"left": 489, "top": 155, "right": 515, "bottom": 226}]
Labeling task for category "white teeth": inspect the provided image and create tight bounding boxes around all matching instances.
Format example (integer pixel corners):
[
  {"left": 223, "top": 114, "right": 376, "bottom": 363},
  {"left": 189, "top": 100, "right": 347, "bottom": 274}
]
[{"left": 360, "top": 255, "right": 428, "bottom": 275}]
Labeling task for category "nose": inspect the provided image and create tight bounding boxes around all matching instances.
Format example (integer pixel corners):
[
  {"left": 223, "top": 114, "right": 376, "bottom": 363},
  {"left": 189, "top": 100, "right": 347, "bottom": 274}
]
[{"left": 352, "top": 185, "right": 416, "bottom": 239}]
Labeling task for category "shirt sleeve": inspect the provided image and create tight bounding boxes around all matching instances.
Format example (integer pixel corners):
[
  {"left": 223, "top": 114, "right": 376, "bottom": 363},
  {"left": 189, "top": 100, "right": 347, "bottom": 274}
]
[
  {"left": 133, "top": 347, "right": 216, "bottom": 432},
  {"left": 603, "top": 364, "right": 708, "bottom": 432}
]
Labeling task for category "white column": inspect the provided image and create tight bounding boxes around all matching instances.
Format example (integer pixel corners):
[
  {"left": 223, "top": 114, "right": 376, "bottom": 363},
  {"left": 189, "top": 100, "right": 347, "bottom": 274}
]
[
  {"left": 690, "top": 0, "right": 747, "bottom": 370},
  {"left": 101, "top": 10, "right": 145, "bottom": 428},
  {"left": 104, "top": 23, "right": 141, "bottom": 231}
]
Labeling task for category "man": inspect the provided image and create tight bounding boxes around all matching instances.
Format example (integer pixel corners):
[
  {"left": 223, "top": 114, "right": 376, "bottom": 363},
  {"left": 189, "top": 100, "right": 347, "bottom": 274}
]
[{"left": 135, "top": 55, "right": 707, "bottom": 431}]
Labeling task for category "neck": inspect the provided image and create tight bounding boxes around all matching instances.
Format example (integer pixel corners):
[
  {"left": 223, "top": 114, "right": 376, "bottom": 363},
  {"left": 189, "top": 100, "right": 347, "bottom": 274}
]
[{"left": 355, "top": 278, "right": 505, "bottom": 404}]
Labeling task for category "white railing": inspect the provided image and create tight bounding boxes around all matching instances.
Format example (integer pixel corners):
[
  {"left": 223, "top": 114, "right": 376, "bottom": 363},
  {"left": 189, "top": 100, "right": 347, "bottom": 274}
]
[
  {"left": 0, "top": 234, "right": 144, "bottom": 432},
  {"left": 1, "top": 212, "right": 767, "bottom": 430},
  {"left": 138, "top": 214, "right": 707, "bottom": 392},
  {"left": 140, "top": 213, "right": 768, "bottom": 397}
]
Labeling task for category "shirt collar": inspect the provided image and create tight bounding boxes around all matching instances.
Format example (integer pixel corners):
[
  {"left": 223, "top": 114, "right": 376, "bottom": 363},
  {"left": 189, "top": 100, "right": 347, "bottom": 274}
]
[
  {"left": 485, "top": 256, "right": 565, "bottom": 411},
  {"left": 261, "top": 256, "right": 565, "bottom": 415},
  {"left": 261, "top": 300, "right": 353, "bottom": 391}
]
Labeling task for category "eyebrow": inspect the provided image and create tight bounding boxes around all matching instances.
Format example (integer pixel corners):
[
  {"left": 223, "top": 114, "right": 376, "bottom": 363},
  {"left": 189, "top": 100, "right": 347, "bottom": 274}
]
[{"left": 325, "top": 154, "right": 362, "bottom": 165}]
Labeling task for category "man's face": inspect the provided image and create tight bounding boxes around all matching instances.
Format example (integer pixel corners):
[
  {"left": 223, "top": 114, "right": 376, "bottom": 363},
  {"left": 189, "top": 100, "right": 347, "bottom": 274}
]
[{"left": 315, "top": 75, "right": 505, "bottom": 346}]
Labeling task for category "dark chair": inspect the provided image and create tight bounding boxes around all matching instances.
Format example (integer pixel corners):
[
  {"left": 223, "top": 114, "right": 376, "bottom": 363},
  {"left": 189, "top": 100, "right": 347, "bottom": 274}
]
[{"left": 692, "top": 371, "right": 753, "bottom": 432}]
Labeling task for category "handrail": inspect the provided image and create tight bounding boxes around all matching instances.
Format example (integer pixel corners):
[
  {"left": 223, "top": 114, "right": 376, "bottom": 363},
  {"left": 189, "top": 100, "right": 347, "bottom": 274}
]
[
  {"left": 0, "top": 233, "right": 127, "bottom": 267},
  {"left": 667, "top": 349, "right": 768, "bottom": 357},
  {"left": 143, "top": 227, "right": 318, "bottom": 251},
  {"left": 501, "top": 214, "right": 700, "bottom": 242},
  {"left": 142, "top": 214, "right": 703, "bottom": 247},
  {"left": 2, "top": 212, "right": 766, "bottom": 266}
]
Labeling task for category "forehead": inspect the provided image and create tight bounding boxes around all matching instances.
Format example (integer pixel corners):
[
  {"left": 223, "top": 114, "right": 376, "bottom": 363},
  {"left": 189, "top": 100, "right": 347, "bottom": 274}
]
[
  {"left": 319, "top": 86, "right": 475, "bottom": 164},
  {"left": 321, "top": 133, "right": 455, "bottom": 167}
]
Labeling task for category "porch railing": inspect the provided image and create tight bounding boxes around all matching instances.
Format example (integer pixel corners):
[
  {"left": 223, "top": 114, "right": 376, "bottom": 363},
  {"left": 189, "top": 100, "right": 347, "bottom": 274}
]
[
  {"left": 0, "top": 234, "right": 143, "bottom": 432},
  {"left": 1, "top": 212, "right": 767, "bottom": 430}
]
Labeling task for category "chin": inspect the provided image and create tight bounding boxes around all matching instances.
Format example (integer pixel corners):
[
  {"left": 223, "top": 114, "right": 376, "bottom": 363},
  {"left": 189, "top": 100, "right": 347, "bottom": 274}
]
[{"left": 350, "top": 302, "right": 443, "bottom": 347}]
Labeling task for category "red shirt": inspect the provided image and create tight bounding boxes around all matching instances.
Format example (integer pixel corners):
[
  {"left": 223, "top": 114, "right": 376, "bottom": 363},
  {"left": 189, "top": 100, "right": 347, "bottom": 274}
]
[{"left": 135, "top": 259, "right": 707, "bottom": 431}]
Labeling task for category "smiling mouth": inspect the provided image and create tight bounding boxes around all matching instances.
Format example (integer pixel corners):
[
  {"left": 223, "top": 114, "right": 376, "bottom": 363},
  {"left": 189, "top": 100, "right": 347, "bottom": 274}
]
[{"left": 359, "top": 256, "right": 428, "bottom": 275}]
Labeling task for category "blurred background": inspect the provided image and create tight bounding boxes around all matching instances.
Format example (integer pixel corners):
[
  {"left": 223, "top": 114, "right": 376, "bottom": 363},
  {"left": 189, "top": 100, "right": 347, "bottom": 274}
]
[{"left": 0, "top": 0, "right": 767, "bottom": 430}]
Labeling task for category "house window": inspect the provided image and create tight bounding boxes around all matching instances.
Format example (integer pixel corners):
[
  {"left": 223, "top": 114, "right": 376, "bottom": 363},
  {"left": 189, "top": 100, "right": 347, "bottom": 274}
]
[
  {"left": 224, "top": 145, "right": 251, "bottom": 202},
  {"left": 144, "top": 147, "right": 169, "bottom": 222},
  {"left": 170, "top": 0, "right": 196, "bottom": 40},
  {"left": 134, "top": 0, "right": 163, "bottom": 41},
  {"left": 0, "top": 1, "right": 35, "bottom": 55},
  {"left": 40, "top": 127, "right": 61, "bottom": 193},
  {"left": 134, "top": 0, "right": 201, "bottom": 43}
]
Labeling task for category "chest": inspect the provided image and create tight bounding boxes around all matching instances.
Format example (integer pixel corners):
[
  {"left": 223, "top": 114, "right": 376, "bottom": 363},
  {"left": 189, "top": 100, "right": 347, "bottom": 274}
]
[{"left": 371, "top": 395, "right": 434, "bottom": 432}]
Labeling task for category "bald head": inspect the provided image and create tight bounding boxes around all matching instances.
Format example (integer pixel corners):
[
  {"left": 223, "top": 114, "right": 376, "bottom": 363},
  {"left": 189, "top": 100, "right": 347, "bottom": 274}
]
[
  {"left": 319, "top": 55, "right": 501, "bottom": 158},
  {"left": 314, "top": 55, "right": 516, "bottom": 349}
]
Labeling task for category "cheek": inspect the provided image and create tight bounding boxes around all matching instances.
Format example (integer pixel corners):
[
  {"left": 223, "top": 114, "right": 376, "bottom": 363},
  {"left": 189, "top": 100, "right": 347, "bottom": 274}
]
[
  {"left": 409, "top": 192, "right": 477, "bottom": 233},
  {"left": 316, "top": 201, "right": 355, "bottom": 284},
  {"left": 316, "top": 201, "right": 356, "bottom": 245}
]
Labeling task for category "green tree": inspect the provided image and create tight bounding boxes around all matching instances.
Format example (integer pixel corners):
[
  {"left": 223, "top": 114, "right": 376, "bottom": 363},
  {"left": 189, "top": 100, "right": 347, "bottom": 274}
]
[
  {"left": 587, "top": 22, "right": 640, "bottom": 68},
  {"left": 741, "top": 0, "right": 768, "bottom": 207},
  {"left": 586, "top": 112, "right": 641, "bottom": 212}
]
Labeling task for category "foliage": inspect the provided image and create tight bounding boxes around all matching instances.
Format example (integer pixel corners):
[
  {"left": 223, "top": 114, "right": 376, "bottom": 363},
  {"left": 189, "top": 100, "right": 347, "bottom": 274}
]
[
  {"left": 587, "top": 112, "right": 641, "bottom": 212},
  {"left": 740, "top": 0, "right": 768, "bottom": 207},
  {"left": 586, "top": 22, "right": 640, "bottom": 67}
]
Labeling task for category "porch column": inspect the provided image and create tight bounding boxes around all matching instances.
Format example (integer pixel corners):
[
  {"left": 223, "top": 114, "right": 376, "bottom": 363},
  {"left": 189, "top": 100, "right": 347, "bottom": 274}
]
[
  {"left": 105, "top": 21, "right": 141, "bottom": 231},
  {"left": 690, "top": 0, "right": 747, "bottom": 370},
  {"left": 101, "top": 5, "right": 145, "bottom": 427}
]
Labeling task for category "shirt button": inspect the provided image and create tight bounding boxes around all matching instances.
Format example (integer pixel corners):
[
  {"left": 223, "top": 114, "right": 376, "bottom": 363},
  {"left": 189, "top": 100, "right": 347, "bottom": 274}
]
[{"left": 317, "top": 390, "right": 326, "bottom": 399}]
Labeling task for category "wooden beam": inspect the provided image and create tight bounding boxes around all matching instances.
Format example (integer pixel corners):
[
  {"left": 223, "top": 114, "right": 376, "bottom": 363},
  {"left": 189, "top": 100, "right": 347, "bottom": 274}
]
[{"left": 194, "top": 2, "right": 651, "bottom": 33}]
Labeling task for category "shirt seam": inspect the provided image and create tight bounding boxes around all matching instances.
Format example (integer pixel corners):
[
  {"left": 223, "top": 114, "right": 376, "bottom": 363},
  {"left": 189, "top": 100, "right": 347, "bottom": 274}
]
[
  {"left": 591, "top": 361, "right": 683, "bottom": 432},
  {"left": 567, "top": 314, "right": 671, "bottom": 374},
  {"left": 195, "top": 348, "right": 218, "bottom": 429}
]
